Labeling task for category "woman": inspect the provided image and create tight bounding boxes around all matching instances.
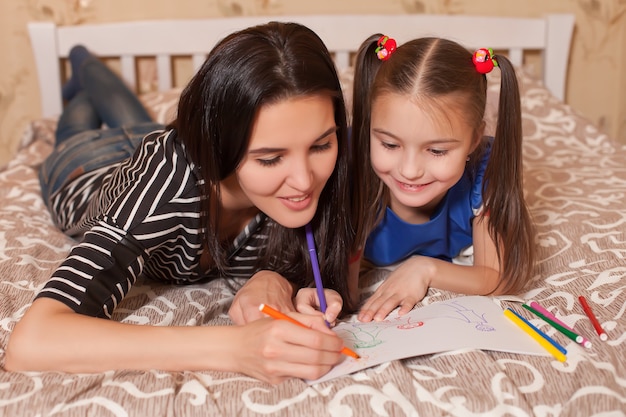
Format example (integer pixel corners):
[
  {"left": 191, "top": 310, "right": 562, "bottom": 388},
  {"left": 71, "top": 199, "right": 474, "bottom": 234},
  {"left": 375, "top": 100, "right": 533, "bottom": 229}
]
[{"left": 6, "top": 21, "right": 353, "bottom": 384}]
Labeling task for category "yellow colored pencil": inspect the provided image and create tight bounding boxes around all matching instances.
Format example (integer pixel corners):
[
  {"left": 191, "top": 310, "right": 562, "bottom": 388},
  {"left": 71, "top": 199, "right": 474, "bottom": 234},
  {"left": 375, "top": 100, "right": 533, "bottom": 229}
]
[{"left": 504, "top": 308, "right": 567, "bottom": 362}]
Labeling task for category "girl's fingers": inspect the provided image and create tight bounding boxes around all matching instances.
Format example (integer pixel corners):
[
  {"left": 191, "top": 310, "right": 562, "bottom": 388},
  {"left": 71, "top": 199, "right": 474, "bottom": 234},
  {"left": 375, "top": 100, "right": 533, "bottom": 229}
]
[
  {"left": 322, "top": 290, "right": 342, "bottom": 324},
  {"left": 358, "top": 291, "right": 401, "bottom": 322},
  {"left": 323, "top": 299, "right": 342, "bottom": 325},
  {"left": 294, "top": 288, "right": 322, "bottom": 315},
  {"left": 323, "top": 289, "right": 342, "bottom": 307},
  {"left": 358, "top": 282, "right": 388, "bottom": 321},
  {"left": 294, "top": 288, "right": 343, "bottom": 325},
  {"left": 292, "top": 312, "right": 335, "bottom": 334},
  {"left": 357, "top": 295, "right": 374, "bottom": 321},
  {"left": 357, "top": 296, "right": 382, "bottom": 322},
  {"left": 372, "top": 296, "right": 404, "bottom": 321},
  {"left": 397, "top": 298, "right": 417, "bottom": 316}
]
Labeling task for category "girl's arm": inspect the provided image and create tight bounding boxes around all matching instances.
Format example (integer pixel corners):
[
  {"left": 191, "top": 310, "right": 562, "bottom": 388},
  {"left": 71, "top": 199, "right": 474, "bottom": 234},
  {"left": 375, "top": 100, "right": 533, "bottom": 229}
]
[
  {"left": 6, "top": 297, "right": 344, "bottom": 384},
  {"left": 357, "top": 215, "right": 502, "bottom": 322},
  {"left": 431, "top": 214, "right": 501, "bottom": 294}
]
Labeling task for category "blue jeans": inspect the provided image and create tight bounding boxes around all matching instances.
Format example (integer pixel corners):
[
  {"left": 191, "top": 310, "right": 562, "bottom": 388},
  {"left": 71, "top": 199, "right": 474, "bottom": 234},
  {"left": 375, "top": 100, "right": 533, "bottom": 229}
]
[{"left": 40, "top": 56, "right": 164, "bottom": 205}]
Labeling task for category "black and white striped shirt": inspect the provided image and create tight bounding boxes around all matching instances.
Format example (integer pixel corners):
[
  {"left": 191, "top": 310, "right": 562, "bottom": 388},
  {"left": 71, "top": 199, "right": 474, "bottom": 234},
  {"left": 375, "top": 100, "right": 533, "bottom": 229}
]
[{"left": 37, "top": 129, "right": 269, "bottom": 318}]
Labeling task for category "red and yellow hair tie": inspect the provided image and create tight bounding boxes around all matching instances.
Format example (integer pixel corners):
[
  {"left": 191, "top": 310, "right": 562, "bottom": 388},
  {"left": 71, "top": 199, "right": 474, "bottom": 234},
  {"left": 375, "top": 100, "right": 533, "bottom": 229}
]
[
  {"left": 472, "top": 48, "right": 498, "bottom": 74},
  {"left": 375, "top": 35, "right": 397, "bottom": 61}
]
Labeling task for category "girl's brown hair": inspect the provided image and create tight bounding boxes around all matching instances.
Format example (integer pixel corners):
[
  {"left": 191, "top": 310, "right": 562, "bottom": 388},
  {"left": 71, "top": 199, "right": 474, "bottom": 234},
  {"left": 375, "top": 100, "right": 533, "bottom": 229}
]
[{"left": 351, "top": 35, "right": 535, "bottom": 295}]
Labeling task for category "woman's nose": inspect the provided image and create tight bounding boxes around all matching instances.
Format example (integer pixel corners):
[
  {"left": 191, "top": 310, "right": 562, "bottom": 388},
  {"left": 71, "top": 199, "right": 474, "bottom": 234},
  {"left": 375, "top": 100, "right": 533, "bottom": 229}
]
[{"left": 286, "top": 158, "right": 314, "bottom": 191}]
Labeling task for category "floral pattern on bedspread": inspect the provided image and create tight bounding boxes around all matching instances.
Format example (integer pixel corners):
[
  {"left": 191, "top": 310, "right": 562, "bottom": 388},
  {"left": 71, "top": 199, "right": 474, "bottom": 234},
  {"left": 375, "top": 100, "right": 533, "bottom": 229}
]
[{"left": 0, "top": 72, "right": 625, "bottom": 416}]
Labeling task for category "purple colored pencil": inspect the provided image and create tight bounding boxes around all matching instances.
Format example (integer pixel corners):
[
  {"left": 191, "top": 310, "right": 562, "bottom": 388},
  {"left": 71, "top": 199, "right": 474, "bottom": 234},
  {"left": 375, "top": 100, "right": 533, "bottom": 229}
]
[{"left": 305, "top": 223, "right": 328, "bottom": 321}]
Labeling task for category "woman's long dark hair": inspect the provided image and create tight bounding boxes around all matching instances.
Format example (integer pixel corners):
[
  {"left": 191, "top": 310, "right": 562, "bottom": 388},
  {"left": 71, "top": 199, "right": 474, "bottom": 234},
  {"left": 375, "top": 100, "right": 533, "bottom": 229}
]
[
  {"left": 351, "top": 36, "right": 535, "bottom": 295},
  {"left": 169, "top": 22, "right": 354, "bottom": 310}
]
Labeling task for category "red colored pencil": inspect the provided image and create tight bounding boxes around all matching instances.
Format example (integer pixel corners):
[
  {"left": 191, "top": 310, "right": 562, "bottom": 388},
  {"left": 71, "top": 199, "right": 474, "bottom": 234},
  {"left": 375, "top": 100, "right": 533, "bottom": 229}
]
[
  {"left": 259, "top": 303, "right": 360, "bottom": 359},
  {"left": 578, "top": 296, "right": 608, "bottom": 341}
]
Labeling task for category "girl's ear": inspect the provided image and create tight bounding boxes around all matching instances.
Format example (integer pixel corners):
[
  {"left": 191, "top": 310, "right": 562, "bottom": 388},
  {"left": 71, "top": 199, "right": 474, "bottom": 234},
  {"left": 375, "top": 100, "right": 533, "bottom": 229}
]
[{"left": 470, "top": 120, "right": 486, "bottom": 153}]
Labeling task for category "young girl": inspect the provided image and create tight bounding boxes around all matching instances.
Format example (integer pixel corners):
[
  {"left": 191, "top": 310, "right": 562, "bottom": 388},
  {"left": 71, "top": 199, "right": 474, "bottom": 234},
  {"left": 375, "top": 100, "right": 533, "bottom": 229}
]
[
  {"left": 6, "top": 22, "right": 354, "bottom": 384},
  {"left": 350, "top": 35, "right": 535, "bottom": 322}
]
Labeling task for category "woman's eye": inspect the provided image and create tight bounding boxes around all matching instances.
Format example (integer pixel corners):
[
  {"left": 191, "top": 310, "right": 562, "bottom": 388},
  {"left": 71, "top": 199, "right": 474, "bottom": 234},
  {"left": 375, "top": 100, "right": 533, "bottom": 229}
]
[
  {"left": 381, "top": 142, "right": 399, "bottom": 150},
  {"left": 257, "top": 156, "right": 281, "bottom": 167},
  {"left": 312, "top": 142, "right": 332, "bottom": 153}
]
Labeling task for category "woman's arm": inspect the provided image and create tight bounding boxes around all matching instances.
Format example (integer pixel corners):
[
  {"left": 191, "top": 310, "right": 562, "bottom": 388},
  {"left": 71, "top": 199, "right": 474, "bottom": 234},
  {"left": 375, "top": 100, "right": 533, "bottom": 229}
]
[
  {"left": 358, "top": 215, "right": 502, "bottom": 322},
  {"left": 229, "top": 269, "right": 347, "bottom": 325},
  {"left": 228, "top": 270, "right": 297, "bottom": 324},
  {"left": 6, "top": 297, "right": 345, "bottom": 384}
]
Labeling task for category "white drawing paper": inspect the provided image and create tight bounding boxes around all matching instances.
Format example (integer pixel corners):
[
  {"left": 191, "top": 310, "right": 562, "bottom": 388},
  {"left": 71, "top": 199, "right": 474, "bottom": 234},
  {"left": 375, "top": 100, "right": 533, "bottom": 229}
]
[{"left": 308, "top": 295, "right": 547, "bottom": 384}]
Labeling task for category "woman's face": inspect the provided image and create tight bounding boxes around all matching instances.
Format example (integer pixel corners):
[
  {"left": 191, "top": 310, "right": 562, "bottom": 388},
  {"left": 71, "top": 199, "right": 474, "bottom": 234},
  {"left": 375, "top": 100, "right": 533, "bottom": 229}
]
[{"left": 234, "top": 94, "right": 338, "bottom": 228}]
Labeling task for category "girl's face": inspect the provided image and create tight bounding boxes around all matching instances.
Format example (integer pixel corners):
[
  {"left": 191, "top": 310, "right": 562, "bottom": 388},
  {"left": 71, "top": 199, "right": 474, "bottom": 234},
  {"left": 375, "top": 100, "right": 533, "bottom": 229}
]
[
  {"left": 233, "top": 94, "right": 338, "bottom": 228},
  {"left": 370, "top": 92, "right": 477, "bottom": 223}
]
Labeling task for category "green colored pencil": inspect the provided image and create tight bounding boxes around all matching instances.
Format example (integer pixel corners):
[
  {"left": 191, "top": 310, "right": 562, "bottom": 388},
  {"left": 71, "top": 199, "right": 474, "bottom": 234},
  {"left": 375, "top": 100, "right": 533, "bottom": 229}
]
[{"left": 522, "top": 303, "right": 583, "bottom": 344}]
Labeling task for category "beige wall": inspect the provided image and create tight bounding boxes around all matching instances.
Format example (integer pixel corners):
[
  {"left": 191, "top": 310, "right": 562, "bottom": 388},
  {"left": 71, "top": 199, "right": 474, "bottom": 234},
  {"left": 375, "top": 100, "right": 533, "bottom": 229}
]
[{"left": 1, "top": 0, "right": 625, "bottom": 167}]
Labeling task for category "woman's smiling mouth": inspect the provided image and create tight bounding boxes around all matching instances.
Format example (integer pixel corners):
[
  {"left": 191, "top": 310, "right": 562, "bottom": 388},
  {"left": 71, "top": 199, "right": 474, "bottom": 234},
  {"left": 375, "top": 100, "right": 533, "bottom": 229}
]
[{"left": 280, "top": 193, "right": 313, "bottom": 210}]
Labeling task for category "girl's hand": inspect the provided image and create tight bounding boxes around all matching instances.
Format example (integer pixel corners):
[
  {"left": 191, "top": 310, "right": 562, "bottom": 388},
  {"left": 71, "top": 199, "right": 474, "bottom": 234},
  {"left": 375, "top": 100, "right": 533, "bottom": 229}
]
[
  {"left": 233, "top": 314, "right": 344, "bottom": 384},
  {"left": 357, "top": 256, "right": 432, "bottom": 322},
  {"left": 294, "top": 288, "right": 342, "bottom": 326},
  {"left": 229, "top": 270, "right": 296, "bottom": 325}
]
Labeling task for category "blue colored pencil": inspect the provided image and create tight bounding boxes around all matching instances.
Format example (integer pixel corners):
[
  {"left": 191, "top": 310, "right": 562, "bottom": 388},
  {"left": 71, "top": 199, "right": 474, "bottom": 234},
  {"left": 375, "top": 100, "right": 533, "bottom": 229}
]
[
  {"left": 504, "top": 309, "right": 567, "bottom": 362},
  {"left": 507, "top": 308, "right": 567, "bottom": 355}
]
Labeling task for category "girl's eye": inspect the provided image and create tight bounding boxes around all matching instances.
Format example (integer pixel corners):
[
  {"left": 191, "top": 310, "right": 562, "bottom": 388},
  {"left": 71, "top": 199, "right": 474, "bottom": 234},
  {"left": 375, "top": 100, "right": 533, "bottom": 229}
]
[
  {"left": 257, "top": 156, "right": 281, "bottom": 167},
  {"left": 429, "top": 149, "right": 448, "bottom": 157},
  {"left": 312, "top": 142, "right": 332, "bottom": 153}
]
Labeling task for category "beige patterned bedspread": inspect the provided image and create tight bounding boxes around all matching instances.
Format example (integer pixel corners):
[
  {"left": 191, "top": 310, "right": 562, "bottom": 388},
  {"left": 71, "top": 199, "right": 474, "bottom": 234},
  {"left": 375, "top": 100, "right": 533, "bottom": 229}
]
[{"left": 0, "top": 72, "right": 625, "bottom": 416}]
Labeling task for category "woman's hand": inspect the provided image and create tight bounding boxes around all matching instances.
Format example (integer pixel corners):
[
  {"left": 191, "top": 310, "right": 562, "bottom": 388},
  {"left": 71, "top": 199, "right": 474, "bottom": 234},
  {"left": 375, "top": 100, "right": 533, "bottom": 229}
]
[
  {"left": 7, "top": 297, "right": 343, "bottom": 383},
  {"left": 229, "top": 270, "right": 296, "bottom": 325},
  {"left": 232, "top": 313, "right": 345, "bottom": 384},
  {"left": 294, "top": 288, "right": 342, "bottom": 326},
  {"left": 357, "top": 256, "right": 433, "bottom": 322}
]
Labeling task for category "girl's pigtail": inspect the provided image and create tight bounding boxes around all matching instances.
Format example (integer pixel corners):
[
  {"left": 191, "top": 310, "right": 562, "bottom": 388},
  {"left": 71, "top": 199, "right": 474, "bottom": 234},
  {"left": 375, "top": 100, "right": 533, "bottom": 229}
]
[
  {"left": 351, "top": 34, "right": 385, "bottom": 253},
  {"left": 483, "top": 55, "right": 535, "bottom": 293}
]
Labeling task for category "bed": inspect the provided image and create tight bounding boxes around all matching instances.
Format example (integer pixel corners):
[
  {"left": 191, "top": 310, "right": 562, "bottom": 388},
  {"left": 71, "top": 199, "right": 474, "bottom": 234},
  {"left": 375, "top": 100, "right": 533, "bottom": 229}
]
[{"left": 1, "top": 13, "right": 625, "bottom": 416}]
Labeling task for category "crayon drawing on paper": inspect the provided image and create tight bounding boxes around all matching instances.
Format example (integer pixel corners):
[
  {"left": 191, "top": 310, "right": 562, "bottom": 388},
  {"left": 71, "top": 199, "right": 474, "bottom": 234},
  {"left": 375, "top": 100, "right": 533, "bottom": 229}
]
[{"left": 308, "top": 296, "right": 548, "bottom": 384}]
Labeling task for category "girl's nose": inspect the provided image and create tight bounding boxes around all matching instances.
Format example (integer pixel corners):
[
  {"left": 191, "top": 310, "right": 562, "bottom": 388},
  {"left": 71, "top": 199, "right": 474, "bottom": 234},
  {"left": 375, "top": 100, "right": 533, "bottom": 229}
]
[{"left": 399, "top": 152, "right": 424, "bottom": 180}]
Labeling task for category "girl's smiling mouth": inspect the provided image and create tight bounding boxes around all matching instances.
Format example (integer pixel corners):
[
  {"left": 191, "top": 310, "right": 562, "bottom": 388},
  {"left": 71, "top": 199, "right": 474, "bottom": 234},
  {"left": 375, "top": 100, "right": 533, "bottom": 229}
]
[{"left": 394, "top": 179, "right": 432, "bottom": 192}]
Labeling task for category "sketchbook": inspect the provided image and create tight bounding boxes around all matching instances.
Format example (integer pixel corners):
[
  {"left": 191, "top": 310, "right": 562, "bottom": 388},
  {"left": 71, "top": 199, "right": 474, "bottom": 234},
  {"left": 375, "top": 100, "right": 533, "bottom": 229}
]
[{"left": 308, "top": 295, "right": 547, "bottom": 384}]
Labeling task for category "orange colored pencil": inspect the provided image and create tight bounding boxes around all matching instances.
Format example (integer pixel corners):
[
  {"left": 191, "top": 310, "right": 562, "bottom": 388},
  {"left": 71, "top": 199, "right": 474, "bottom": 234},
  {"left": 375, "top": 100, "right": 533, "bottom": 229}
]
[{"left": 259, "top": 303, "right": 360, "bottom": 359}]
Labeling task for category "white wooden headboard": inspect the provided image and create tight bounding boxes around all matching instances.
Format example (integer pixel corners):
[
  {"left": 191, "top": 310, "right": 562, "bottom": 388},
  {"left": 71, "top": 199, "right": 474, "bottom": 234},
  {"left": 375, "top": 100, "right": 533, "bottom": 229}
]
[{"left": 28, "top": 14, "right": 574, "bottom": 119}]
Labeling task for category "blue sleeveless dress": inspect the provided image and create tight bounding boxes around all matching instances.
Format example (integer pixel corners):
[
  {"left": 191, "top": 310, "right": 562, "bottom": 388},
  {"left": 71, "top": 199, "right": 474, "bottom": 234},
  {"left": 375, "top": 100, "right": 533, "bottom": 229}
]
[{"left": 364, "top": 139, "right": 492, "bottom": 266}]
